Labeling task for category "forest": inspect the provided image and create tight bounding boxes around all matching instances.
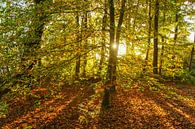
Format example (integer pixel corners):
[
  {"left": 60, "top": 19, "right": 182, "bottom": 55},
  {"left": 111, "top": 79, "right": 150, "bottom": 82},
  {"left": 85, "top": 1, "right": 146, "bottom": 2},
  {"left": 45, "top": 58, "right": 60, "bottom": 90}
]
[{"left": 0, "top": 0, "right": 195, "bottom": 128}]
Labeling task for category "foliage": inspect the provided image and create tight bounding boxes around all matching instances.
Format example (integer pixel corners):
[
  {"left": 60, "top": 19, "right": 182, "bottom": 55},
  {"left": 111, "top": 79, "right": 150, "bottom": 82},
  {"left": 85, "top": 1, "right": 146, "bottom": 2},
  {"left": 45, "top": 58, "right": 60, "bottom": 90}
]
[
  {"left": 175, "top": 70, "right": 195, "bottom": 84},
  {"left": 0, "top": 101, "right": 8, "bottom": 118},
  {"left": 34, "top": 100, "right": 41, "bottom": 107}
]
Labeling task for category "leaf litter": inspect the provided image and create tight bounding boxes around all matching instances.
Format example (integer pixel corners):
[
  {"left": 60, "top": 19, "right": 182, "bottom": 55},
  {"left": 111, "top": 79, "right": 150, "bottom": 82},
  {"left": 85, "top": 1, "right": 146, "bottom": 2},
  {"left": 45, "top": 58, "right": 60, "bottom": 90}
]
[{"left": 0, "top": 82, "right": 194, "bottom": 129}]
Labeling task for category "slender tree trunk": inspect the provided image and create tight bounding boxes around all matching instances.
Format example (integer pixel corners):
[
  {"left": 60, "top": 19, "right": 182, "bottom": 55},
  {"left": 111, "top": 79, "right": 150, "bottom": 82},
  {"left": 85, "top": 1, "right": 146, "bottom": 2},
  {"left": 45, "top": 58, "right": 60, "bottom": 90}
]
[
  {"left": 131, "top": 0, "right": 140, "bottom": 55},
  {"left": 189, "top": 33, "right": 195, "bottom": 71},
  {"left": 132, "top": 0, "right": 140, "bottom": 32},
  {"left": 75, "top": 14, "right": 81, "bottom": 79},
  {"left": 99, "top": 0, "right": 107, "bottom": 76},
  {"left": 159, "top": 45, "right": 164, "bottom": 75},
  {"left": 159, "top": 11, "right": 166, "bottom": 75},
  {"left": 113, "top": 0, "right": 126, "bottom": 90},
  {"left": 153, "top": 0, "right": 159, "bottom": 74},
  {"left": 172, "top": 10, "right": 179, "bottom": 70},
  {"left": 143, "top": 0, "right": 152, "bottom": 72},
  {"left": 82, "top": 12, "right": 88, "bottom": 77},
  {"left": 189, "top": 46, "right": 194, "bottom": 71},
  {"left": 107, "top": 0, "right": 115, "bottom": 83}
]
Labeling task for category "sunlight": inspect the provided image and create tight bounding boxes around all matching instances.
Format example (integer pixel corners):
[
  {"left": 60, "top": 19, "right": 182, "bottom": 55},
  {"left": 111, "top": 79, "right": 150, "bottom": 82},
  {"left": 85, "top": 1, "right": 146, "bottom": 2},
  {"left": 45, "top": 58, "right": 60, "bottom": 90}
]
[
  {"left": 96, "top": 53, "right": 100, "bottom": 59},
  {"left": 188, "top": 32, "right": 194, "bottom": 42},
  {"left": 118, "top": 44, "right": 126, "bottom": 56},
  {"left": 113, "top": 44, "right": 117, "bottom": 49},
  {"left": 135, "top": 51, "right": 142, "bottom": 56}
]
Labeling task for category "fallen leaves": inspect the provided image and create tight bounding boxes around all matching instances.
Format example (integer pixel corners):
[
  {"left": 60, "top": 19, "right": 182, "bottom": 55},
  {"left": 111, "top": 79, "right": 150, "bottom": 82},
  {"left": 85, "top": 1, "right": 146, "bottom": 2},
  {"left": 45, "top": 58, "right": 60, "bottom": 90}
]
[{"left": 0, "top": 83, "right": 194, "bottom": 129}]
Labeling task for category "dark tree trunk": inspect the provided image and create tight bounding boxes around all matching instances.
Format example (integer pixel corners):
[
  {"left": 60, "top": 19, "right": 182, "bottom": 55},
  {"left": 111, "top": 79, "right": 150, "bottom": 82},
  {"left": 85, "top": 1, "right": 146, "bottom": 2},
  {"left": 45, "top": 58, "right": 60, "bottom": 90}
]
[
  {"left": 153, "top": 0, "right": 159, "bottom": 74},
  {"left": 99, "top": 0, "right": 107, "bottom": 76},
  {"left": 172, "top": 7, "right": 179, "bottom": 71},
  {"left": 75, "top": 14, "right": 81, "bottom": 79},
  {"left": 143, "top": 0, "right": 152, "bottom": 72},
  {"left": 113, "top": 0, "right": 126, "bottom": 90},
  {"left": 189, "top": 33, "right": 195, "bottom": 71},
  {"left": 159, "top": 11, "right": 166, "bottom": 75},
  {"left": 107, "top": 0, "right": 115, "bottom": 83},
  {"left": 102, "top": 0, "right": 126, "bottom": 109},
  {"left": 102, "top": 0, "right": 115, "bottom": 109},
  {"left": 82, "top": 12, "right": 88, "bottom": 77},
  {"left": 189, "top": 46, "right": 194, "bottom": 71},
  {"left": 159, "top": 45, "right": 164, "bottom": 75}
]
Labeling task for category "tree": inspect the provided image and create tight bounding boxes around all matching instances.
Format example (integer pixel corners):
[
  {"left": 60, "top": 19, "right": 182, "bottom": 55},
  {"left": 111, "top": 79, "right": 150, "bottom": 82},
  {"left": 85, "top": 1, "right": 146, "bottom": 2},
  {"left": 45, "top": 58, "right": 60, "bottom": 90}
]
[
  {"left": 102, "top": 0, "right": 126, "bottom": 108},
  {"left": 144, "top": 0, "right": 152, "bottom": 72},
  {"left": 153, "top": 0, "right": 159, "bottom": 74}
]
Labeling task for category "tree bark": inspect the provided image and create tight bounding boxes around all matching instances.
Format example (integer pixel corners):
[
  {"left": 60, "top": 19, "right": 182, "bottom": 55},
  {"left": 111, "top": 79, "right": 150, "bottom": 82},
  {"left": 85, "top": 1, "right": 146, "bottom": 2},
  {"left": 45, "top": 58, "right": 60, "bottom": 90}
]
[
  {"left": 153, "top": 0, "right": 159, "bottom": 74},
  {"left": 102, "top": 0, "right": 126, "bottom": 109},
  {"left": 189, "top": 33, "right": 195, "bottom": 71},
  {"left": 98, "top": 0, "right": 107, "bottom": 76},
  {"left": 143, "top": 0, "right": 152, "bottom": 72},
  {"left": 113, "top": 0, "right": 126, "bottom": 90},
  {"left": 82, "top": 12, "right": 88, "bottom": 77},
  {"left": 159, "top": 11, "right": 166, "bottom": 75},
  {"left": 75, "top": 13, "right": 81, "bottom": 79},
  {"left": 172, "top": 3, "right": 179, "bottom": 70},
  {"left": 106, "top": 0, "right": 115, "bottom": 83}
]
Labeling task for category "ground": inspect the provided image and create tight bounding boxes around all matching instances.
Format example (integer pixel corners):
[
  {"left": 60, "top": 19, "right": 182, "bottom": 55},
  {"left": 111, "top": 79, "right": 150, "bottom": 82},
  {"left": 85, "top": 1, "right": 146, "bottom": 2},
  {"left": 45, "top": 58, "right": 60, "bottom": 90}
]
[{"left": 0, "top": 82, "right": 194, "bottom": 129}]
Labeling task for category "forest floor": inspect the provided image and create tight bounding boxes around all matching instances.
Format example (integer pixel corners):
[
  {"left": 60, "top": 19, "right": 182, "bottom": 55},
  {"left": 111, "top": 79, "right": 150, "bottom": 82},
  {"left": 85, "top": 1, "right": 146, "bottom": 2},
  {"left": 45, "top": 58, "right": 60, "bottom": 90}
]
[{"left": 0, "top": 82, "right": 194, "bottom": 129}]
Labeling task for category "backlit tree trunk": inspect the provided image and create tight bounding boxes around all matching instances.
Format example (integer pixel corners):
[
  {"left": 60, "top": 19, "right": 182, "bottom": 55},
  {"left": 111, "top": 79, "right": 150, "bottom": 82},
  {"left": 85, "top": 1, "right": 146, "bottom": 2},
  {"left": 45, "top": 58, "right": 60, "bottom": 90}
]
[{"left": 102, "top": 0, "right": 126, "bottom": 109}]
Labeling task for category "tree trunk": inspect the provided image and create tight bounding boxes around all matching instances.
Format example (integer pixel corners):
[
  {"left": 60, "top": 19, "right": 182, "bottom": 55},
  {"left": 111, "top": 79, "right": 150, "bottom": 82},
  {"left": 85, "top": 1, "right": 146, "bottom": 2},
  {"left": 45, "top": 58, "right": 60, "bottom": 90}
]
[
  {"left": 75, "top": 14, "right": 81, "bottom": 79},
  {"left": 98, "top": 0, "right": 107, "bottom": 76},
  {"left": 113, "top": 0, "right": 126, "bottom": 90},
  {"left": 159, "top": 11, "right": 166, "bottom": 75},
  {"left": 189, "top": 33, "right": 195, "bottom": 71},
  {"left": 82, "top": 12, "right": 88, "bottom": 77},
  {"left": 189, "top": 46, "right": 194, "bottom": 71},
  {"left": 143, "top": 0, "right": 152, "bottom": 72},
  {"left": 153, "top": 0, "right": 159, "bottom": 74},
  {"left": 159, "top": 45, "right": 164, "bottom": 75},
  {"left": 102, "top": 0, "right": 115, "bottom": 109},
  {"left": 106, "top": 0, "right": 115, "bottom": 84},
  {"left": 102, "top": 0, "right": 126, "bottom": 109}
]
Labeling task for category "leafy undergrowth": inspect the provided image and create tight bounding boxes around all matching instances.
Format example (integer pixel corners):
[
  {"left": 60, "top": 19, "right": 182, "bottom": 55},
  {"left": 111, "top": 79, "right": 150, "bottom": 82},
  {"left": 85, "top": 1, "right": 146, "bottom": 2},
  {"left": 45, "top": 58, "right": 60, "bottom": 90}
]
[{"left": 0, "top": 82, "right": 194, "bottom": 129}]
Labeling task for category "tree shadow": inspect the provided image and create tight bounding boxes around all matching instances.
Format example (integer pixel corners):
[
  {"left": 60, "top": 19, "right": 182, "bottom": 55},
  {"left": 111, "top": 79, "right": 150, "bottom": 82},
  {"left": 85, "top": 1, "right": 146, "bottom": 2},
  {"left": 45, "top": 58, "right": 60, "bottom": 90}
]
[
  {"left": 0, "top": 85, "right": 94, "bottom": 128},
  {"left": 0, "top": 95, "right": 37, "bottom": 127},
  {"left": 142, "top": 90, "right": 195, "bottom": 129},
  {"left": 97, "top": 91, "right": 168, "bottom": 129},
  {"left": 39, "top": 86, "right": 95, "bottom": 129},
  {"left": 97, "top": 88, "right": 195, "bottom": 129}
]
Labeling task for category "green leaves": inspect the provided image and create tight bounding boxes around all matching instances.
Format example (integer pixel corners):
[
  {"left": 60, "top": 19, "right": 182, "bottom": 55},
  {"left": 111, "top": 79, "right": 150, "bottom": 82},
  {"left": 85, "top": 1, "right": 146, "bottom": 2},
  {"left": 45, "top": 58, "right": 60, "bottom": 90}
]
[{"left": 0, "top": 101, "right": 8, "bottom": 118}]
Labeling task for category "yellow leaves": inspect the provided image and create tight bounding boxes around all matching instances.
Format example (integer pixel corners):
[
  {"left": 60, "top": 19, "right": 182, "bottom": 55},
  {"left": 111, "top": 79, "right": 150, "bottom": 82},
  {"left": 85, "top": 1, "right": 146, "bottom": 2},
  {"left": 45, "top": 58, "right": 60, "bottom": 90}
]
[{"left": 78, "top": 115, "right": 88, "bottom": 124}]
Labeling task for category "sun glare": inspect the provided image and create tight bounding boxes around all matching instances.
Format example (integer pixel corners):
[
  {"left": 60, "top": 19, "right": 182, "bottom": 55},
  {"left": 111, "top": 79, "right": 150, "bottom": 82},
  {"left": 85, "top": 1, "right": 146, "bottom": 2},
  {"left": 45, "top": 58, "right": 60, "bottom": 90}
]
[
  {"left": 189, "top": 32, "right": 194, "bottom": 42},
  {"left": 113, "top": 44, "right": 117, "bottom": 49},
  {"left": 96, "top": 53, "right": 100, "bottom": 59},
  {"left": 118, "top": 44, "right": 126, "bottom": 56}
]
